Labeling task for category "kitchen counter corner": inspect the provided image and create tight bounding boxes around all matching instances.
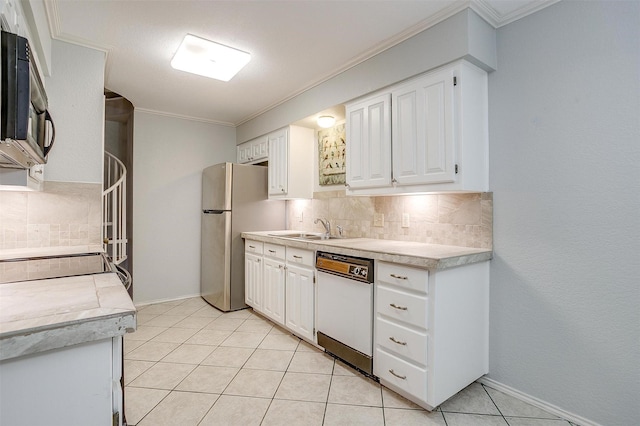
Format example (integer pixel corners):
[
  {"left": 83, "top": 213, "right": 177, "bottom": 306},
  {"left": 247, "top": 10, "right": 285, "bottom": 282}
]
[{"left": 0, "top": 272, "right": 136, "bottom": 361}]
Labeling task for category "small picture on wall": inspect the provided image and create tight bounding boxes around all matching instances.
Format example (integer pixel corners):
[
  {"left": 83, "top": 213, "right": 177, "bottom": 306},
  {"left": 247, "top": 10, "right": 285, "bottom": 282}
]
[{"left": 318, "top": 122, "right": 346, "bottom": 186}]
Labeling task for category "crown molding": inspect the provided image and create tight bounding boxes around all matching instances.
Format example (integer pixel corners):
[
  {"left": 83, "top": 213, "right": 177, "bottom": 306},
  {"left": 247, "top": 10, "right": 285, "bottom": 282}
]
[
  {"left": 134, "top": 107, "right": 236, "bottom": 127},
  {"left": 471, "top": 0, "right": 561, "bottom": 28}
]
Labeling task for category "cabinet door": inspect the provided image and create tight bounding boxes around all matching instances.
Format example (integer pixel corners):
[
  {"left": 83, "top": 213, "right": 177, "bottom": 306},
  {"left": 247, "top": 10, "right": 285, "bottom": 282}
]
[
  {"left": 392, "top": 68, "right": 455, "bottom": 185},
  {"left": 285, "top": 264, "right": 315, "bottom": 342},
  {"left": 237, "top": 142, "right": 252, "bottom": 164},
  {"left": 253, "top": 137, "right": 269, "bottom": 161},
  {"left": 244, "top": 253, "right": 262, "bottom": 309},
  {"left": 268, "top": 128, "right": 289, "bottom": 195},
  {"left": 345, "top": 93, "right": 392, "bottom": 189},
  {"left": 263, "top": 258, "right": 285, "bottom": 325}
]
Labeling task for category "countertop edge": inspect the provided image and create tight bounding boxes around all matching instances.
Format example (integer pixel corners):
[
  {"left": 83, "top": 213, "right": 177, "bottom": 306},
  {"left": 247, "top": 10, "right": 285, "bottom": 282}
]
[
  {"left": 0, "top": 311, "right": 136, "bottom": 361},
  {"left": 241, "top": 232, "right": 492, "bottom": 270}
]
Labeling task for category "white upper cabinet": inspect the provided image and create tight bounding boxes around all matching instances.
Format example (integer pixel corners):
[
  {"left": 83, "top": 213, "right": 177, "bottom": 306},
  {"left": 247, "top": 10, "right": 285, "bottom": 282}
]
[
  {"left": 392, "top": 66, "right": 455, "bottom": 186},
  {"left": 237, "top": 136, "right": 268, "bottom": 164},
  {"left": 268, "top": 125, "right": 314, "bottom": 199},
  {"left": 345, "top": 60, "right": 488, "bottom": 195},
  {"left": 268, "top": 127, "right": 288, "bottom": 195},
  {"left": 345, "top": 93, "right": 392, "bottom": 189}
]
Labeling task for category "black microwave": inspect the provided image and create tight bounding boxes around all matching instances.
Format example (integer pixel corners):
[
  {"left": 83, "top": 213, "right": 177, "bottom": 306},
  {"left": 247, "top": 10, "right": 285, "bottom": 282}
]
[{"left": 0, "top": 30, "right": 55, "bottom": 169}]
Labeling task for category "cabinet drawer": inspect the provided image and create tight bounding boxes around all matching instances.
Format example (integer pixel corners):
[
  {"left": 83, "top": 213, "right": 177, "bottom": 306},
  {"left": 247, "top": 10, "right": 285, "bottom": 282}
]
[
  {"left": 264, "top": 243, "right": 285, "bottom": 260},
  {"left": 377, "top": 262, "right": 428, "bottom": 293},
  {"left": 286, "top": 247, "right": 314, "bottom": 267},
  {"left": 376, "top": 316, "right": 427, "bottom": 365},
  {"left": 376, "top": 285, "right": 428, "bottom": 329},
  {"left": 245, "top": 240, "right": 264, "bottom": 255},
  {"left": 375, "top": 348, "right": 427, "bottom": 402}
]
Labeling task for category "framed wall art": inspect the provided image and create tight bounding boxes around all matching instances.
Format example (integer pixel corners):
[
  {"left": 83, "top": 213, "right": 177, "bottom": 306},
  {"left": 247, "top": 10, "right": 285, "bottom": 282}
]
[{"left": 318, "top": 122, "right": 346, "bottom": 186}]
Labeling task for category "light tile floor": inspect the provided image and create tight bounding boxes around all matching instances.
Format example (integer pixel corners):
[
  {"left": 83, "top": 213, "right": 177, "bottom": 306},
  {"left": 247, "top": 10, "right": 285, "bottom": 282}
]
[{"left": 125, "top": 297, "right": 577, "bottom": 426}]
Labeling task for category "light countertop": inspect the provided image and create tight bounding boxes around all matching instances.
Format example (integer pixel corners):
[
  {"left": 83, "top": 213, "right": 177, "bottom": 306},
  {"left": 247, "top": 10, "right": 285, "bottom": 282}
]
[
  {"left": 0, "top": 246, "right": 136, "bottom": 361},
  {"left": 241, "top": 231, "right": 492, "bottom": 270}
]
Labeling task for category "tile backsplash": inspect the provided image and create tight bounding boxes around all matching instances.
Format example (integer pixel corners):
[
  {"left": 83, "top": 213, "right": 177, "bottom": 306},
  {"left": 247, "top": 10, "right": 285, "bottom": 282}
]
[
  {"left": 287, "top": 190, "right": 492, "bottom": 249},
  {"left": 0, "top": 182, "right": 102, "bottom": 250}
]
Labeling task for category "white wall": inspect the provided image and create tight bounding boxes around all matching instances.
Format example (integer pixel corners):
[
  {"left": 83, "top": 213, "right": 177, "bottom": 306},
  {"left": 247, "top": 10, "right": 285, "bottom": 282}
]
[
  {"left": 44, "top": 40, "right": 105, "bottom": 184},
  {"left": 488, "top": 2, "right": 640, "bottom": 425},
  {"left": 236, "top": 8, "right": 496, "bottom": 143},
  {"left": 132, "top": 111, "right": 236, "bottom": 304}
]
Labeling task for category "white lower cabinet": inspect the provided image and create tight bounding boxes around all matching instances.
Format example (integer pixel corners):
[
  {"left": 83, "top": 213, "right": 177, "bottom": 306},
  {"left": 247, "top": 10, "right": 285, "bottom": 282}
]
[
  {"left": 244, "top": 251, "right": 263, "bottom": 311},
  {"left": 0, "top": 337, "right": 124, "bottom": 426},
  {"left": 375, "top": 348, "right": 428, "bottom": 402},
  {"left": 284, "top": 263, "right": 315, "bottom": 342},
  {"left": 244, "top": 240, "right": 315, "bottom": 342},
  {"left": 262, "top": 244, "right": 286, "bottom": 325},
  {"left": 374, "top": 260, "right": 489, "bottom": 410}
]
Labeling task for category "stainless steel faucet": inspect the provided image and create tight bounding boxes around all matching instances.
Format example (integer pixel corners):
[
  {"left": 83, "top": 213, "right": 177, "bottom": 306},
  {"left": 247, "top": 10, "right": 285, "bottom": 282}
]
[{"left": 314, "top": 218, "right": 331, "bottom": 238}]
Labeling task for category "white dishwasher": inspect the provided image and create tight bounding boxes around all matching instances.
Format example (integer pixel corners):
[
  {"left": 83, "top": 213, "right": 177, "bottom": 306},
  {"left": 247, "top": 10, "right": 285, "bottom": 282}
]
[{"left": 316, "top": 251, "right": 374, "bottom": 375}]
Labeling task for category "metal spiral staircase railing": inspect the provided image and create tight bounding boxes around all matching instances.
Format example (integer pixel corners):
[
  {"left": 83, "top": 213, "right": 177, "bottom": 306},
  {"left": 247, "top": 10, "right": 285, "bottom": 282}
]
[{"left": 103, "top": 151, "right": 128, "bottom": 266}]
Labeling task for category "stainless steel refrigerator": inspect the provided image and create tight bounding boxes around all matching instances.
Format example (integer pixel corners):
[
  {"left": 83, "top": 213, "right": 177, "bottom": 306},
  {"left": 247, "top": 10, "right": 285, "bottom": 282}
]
[{"left": 201, "top": 163, "right": 285, "bottom": 311}]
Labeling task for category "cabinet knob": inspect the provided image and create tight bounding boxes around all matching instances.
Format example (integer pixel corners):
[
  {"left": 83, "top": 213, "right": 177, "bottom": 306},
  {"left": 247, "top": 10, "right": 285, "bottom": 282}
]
[
  {"left": 391, "top": 178, "right": 398, "bottom": 184},
  {"left": 345, "top": 183, "right": 350, "bottom": 188}
]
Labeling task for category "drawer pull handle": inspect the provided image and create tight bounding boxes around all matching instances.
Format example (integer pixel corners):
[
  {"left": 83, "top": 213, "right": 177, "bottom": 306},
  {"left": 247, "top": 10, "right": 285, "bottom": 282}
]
[
  {"left": 389, "top": 303, "right": 408, "bottom": 311},
  {"left": 293, "top": 255, "right": 303, "bottom": 259},
  {"left": 249, "top": 245, "right": 256, "bottom": 249},
  {"left": 389, "top": 369, "right": 407, "bottom": 380},
  {"left": 390, "top": 274, "right": 408, "bottom": 280},
  {"left": 268, "top": 250, "right": 276, "bottom": 253},
  {"left": 389, "top": 337, "right": 407, "bottom": 346}
]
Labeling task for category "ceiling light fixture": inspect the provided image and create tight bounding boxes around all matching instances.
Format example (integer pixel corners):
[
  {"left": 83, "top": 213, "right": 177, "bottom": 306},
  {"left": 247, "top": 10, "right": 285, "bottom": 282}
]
[
  {"left": 317, "top": 116, "right": 336, "bottom": 128},
  {"left": 171, "top": 34, "right": 251, "bottom": 82}
]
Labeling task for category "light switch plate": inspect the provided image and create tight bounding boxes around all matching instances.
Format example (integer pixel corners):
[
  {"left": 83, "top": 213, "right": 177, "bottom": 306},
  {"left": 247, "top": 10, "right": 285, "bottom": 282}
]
[
  {"left": 373, "top": 213, "right": 384, "bottom": 227},
  {"left": 402, "top": 213, "right": 410, "bottom": 228}
]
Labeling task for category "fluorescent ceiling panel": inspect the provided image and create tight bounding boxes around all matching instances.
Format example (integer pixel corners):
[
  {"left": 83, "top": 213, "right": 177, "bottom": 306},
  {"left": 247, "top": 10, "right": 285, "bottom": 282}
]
[{"left": 171, "top": 34, "right": 251, "bottom": 82}]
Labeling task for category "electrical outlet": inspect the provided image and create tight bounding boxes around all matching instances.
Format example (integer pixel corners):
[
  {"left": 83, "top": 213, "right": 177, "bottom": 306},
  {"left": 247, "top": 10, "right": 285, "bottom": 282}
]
[
  {"left": 402, "top": 213, "right": 410, "bottom": 228},
  {"left": 297, "top": 211, "right": 304, "bottom": 222},
  {"left": 373, "top": 213, "right": 385, "bottom": 227}
]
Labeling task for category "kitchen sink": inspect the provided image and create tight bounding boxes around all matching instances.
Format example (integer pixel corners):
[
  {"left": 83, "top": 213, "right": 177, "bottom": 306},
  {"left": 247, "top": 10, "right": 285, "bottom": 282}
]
[{"left": 269, "top": 232, "right": 340, "bottom": 241}]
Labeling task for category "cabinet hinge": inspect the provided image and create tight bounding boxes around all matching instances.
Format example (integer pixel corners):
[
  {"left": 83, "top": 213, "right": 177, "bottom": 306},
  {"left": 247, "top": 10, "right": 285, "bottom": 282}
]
[
  {"left": 455, "top": 164, "right": 459, "bottom": 174},
  {"left": 453, "top": 76, "right": 458, "bottom": 86},
  {"left": 313, "top": 275, "right": 316, "bottom": 284},
  {"left": 313, "top": 328, "right": 316, "bottom": 336}
]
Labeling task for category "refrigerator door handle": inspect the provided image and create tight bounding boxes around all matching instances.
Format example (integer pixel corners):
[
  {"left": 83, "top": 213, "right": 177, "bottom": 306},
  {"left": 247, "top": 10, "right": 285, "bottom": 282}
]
[{"left": 203, "top": 210, "right": 227, "bottom": 214}]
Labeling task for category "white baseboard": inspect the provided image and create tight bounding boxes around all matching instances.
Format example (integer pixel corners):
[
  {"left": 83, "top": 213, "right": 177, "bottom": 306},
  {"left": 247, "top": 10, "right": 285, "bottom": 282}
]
[
  {"left": 478, "top": 377, "right": 601, "bottom": 426},
  {"left": 134, "top": 293, "right": 203, "bottom": 307}
]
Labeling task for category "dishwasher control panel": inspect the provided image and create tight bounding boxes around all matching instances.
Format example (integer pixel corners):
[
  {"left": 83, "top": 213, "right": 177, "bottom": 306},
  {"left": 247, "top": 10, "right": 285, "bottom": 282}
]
[{"left": 316, "top": 252, "right": 374, "bottom": 283}]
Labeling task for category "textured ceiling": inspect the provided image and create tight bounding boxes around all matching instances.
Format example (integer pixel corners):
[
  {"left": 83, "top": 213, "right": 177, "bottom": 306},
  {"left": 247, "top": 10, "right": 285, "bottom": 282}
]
[{"left": 48, "top": 0, "right": 556, "bottom": 127}]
